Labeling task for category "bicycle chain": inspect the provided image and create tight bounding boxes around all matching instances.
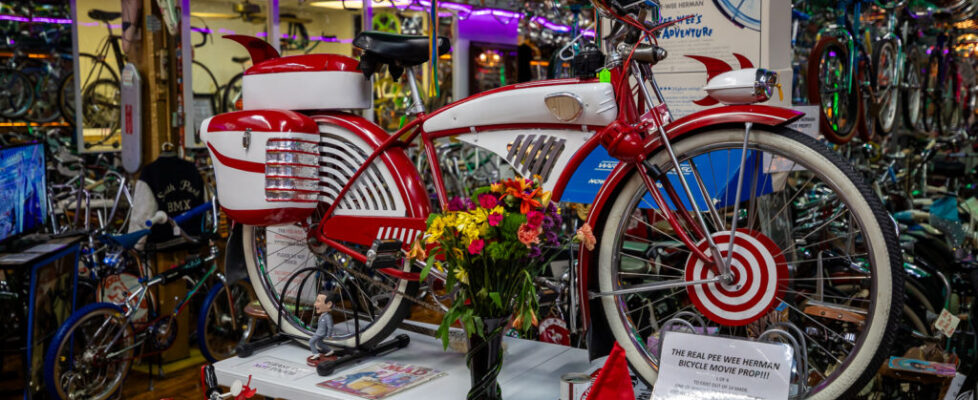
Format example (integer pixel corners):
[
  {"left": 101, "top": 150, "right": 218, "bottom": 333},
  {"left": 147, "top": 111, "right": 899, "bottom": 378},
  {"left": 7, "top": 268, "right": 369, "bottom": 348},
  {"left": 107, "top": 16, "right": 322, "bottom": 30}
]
[{"left": 313, "top": 252, "right": 445, "bottom": 314}]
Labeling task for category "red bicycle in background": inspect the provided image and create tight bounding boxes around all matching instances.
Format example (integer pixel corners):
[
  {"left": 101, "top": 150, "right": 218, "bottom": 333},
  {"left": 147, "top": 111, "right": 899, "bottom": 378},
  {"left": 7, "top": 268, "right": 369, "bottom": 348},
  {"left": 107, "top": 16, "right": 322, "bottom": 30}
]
[{"left": 200, "top": 0, "right": 903, "bottom": 398}]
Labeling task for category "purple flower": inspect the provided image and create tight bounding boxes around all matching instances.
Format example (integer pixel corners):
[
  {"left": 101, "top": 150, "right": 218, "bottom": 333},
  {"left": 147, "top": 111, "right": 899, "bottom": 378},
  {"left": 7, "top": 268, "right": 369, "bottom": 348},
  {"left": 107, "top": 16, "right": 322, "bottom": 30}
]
[
  {"left": 527, "top": 245, "right": 542, "bottom": 259},
  {"left": 447, "top": 196, "right": 475, "bottom": 211},
  {"left": 541, "top": 215, "right": 555, "bottom": 230},
  {"left": 544, "top": 231, "right": 559, "bottom": 247}
]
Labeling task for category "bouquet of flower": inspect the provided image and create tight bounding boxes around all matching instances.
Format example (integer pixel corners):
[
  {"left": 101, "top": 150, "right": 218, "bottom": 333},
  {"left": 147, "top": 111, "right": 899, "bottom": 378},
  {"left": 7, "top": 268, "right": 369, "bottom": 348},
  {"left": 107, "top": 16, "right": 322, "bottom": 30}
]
[{"left": 408, "top": 177, "right": 596, "bottom": 347}]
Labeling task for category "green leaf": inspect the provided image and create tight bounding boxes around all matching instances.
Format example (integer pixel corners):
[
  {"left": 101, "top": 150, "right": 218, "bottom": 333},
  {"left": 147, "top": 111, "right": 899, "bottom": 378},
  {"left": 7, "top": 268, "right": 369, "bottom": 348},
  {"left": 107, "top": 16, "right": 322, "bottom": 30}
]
[
  {"left": 463, "top": 316, "right": 475, "bottom": 338},
  {"left": 489, "top": 292, "right": 502, "bottom": 308},
  {"left": 474, "top": 315, "right": 485, "bottom": 337},
  {"left": 420, "top": 255, "right": 435, "bottom": 282}
]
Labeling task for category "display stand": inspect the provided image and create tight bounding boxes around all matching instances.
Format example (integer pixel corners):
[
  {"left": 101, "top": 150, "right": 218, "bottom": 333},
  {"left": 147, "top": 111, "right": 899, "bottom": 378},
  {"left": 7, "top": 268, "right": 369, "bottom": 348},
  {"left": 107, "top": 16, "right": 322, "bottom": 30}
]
[
  {"left": 0, "top": 235, "right": 82, "bottom": 399},
  {"left": 215, "top": 321, "right": 590, "bottom": 400}
]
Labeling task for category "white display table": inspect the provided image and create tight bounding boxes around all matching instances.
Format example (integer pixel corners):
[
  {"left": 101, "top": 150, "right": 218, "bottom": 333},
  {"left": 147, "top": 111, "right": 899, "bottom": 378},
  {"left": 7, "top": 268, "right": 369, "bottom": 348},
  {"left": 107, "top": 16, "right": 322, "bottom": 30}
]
[{"left": 214, "top": 322, "right": 592, "bottom": 400}]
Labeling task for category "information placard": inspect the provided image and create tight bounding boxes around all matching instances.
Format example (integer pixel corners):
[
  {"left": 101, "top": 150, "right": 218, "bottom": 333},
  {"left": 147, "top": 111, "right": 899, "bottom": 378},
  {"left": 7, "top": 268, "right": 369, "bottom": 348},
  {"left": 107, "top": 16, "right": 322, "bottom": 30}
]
[{"left": 652, "top": 331, "right": 792, "bottom": 400}]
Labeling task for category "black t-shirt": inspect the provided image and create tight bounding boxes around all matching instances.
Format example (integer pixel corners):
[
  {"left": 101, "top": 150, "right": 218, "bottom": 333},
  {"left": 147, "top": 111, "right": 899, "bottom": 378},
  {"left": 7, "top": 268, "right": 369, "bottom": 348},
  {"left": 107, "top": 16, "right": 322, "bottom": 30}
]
[{"left": 139, "top": 155, "right": 205, "bottom": 244}]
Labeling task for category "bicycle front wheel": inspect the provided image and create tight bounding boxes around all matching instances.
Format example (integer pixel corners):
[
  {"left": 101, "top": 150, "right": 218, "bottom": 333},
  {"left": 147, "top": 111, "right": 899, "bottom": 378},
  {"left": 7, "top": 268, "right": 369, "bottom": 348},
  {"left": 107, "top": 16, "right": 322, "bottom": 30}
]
[
  {"left": 597, "top": 126, "right": 902, "bottom": 399},
  {"left": 44, "top": 303, "right": 134, "bottom": 400}
]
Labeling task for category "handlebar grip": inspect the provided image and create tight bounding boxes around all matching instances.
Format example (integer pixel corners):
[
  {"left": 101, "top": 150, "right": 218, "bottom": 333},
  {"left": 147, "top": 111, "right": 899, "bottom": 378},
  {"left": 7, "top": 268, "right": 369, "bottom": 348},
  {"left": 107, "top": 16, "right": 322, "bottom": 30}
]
[
  {"left": 201, "top": 365, "right": 221, "bottom": 398},
  {"left": 173, "top": 202, "right": 213, "bottom": 225},
  {"left": 146, "top": 210, "right": 168, "bottom": 227}
]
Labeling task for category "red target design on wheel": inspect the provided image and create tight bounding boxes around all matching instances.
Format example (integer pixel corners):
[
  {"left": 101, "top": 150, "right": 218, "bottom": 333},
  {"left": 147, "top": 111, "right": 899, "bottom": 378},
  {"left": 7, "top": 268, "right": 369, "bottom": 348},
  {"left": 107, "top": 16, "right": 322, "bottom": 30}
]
[{"left": 684, "top": 229, "right": 787, "bottom": 326}]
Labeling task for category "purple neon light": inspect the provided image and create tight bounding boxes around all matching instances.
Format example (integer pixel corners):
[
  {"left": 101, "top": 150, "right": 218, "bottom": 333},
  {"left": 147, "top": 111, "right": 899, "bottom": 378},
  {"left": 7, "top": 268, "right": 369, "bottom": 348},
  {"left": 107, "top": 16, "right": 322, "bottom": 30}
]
[
  {"left": 32, "top": 17, "right": 71, "bottom": 24},
  {"left": 0, "top": 15, "right": 30, "bottom": 22}
]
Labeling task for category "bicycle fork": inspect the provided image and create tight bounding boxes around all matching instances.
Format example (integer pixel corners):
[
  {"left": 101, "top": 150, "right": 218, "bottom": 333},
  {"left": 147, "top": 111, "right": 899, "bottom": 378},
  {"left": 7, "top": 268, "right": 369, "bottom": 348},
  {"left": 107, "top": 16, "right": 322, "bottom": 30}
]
[{"left": 631, "top": 63, "right": 734, "bottom": 281}]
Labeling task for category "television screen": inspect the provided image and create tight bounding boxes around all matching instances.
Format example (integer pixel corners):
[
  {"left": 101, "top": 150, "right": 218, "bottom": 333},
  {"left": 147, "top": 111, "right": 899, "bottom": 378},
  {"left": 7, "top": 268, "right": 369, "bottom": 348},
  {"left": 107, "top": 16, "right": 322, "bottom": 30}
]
[{"left": 0, "top": 143, "right": 47, "bottom": 243}]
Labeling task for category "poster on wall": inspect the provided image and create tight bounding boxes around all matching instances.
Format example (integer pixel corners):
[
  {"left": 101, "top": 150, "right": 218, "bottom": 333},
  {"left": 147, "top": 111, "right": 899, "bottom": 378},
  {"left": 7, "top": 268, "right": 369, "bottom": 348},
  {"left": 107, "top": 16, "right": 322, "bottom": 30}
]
[{"left": 655, "top": 0, "right": 762, "bottom": 118}]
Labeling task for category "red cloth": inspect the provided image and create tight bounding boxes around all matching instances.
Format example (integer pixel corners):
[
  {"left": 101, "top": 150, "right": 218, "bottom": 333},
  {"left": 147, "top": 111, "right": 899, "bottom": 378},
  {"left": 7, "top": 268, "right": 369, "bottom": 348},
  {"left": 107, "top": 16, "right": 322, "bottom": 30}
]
[{"left": 587, "top": 343, "right": 636, "bottom": 400}]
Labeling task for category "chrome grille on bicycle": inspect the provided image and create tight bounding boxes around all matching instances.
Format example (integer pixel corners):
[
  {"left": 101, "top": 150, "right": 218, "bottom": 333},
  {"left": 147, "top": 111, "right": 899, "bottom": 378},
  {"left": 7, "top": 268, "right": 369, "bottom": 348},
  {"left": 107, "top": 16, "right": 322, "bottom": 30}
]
[
  {"left": 319, "top": 131, "right": 403, "bottom": 215},
  {"left": 506, "top": 134, "right": 567, "bottom": 181},
  {"left": 265, "top": 138, "right": 319, "bottom": 202}
]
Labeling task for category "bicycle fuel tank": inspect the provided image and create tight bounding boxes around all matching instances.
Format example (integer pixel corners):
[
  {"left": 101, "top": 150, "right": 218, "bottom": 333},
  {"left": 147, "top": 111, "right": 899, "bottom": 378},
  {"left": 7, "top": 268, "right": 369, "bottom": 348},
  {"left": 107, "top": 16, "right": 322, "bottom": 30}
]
[
  {"left": 423, "top": 80, "right": 618, "bottom": 132},
  {"left": 422, "top": 80, "right": 618, "bottom": 191}
]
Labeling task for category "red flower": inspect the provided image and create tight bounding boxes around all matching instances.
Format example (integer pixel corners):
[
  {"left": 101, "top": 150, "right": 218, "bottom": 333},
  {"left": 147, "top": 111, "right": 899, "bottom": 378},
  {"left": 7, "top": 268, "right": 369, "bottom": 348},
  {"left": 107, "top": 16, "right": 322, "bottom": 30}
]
[
  {"left": 468, "top": 239, "right": 485, "bottom": 255},
  {"left": 488, "top": 213, "right": 503, "bottom": 227},
  {"left": 526, "top": 211, "right": 544, "bottom": 229},
  {"left": 479, "top": 194, "right": 498, "bottom": 209}
]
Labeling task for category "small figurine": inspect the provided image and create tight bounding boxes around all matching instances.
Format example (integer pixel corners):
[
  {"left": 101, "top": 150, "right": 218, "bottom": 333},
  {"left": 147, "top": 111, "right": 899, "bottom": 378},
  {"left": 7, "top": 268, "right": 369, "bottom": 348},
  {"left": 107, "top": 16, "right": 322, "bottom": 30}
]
[{"left": 307, "top": 291, "right": 337, "bottom": 367}]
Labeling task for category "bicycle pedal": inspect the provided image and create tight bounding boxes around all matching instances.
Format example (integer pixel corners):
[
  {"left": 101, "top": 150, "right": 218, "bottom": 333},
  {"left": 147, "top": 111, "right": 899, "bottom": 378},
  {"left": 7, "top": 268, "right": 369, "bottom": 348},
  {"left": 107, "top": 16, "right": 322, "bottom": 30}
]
[{"left": 366, "top": 239, "right": 403, "bottom": 269}]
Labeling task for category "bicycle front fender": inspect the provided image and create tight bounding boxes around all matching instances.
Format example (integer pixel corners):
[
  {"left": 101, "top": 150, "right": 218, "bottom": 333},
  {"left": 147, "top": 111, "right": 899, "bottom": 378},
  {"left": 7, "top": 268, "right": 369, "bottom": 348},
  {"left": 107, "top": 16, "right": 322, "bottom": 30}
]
[{"left": 576, "top": 105, "right": 802, "bottom": 336}]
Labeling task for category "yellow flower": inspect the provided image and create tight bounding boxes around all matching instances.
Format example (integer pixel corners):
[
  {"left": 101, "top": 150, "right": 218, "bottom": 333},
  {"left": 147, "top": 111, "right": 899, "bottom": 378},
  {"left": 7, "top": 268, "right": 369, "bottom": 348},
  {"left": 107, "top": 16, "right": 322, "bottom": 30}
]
[
  {"left": 470, "top": 207, "right": 488, "bottom": 224},
  {"left": 540, "top": 190, "right": 553, "bottom": 207},
  {"left": 454, "top": 268, "right": 469, "bottom": 284},
  {"left": 490, "top": 183, "right": 504, "bottom": 193},
  {"left": 433, "top": 260, "right": 444, "bottom": 272}
]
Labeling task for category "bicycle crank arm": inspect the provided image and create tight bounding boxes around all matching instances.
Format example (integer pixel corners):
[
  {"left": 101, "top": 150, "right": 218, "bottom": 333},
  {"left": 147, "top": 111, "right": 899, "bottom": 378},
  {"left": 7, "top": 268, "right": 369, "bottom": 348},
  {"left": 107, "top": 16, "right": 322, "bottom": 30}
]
[{"left": 588, "top": 276, "right": 725, "bottom": 299}]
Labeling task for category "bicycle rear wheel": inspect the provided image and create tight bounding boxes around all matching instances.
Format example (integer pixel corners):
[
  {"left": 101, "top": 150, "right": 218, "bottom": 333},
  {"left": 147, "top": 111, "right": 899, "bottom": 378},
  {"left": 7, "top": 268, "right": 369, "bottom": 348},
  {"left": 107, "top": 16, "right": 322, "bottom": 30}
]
[
  {"left": 597, "top": 126, "right": 902, "bottom": 399},
  {"left": 44, "top": 303, "right": 134, "bottom": 400},
  {"left": 240, "top": 123, "right": 420, "bottom": 347},
  {"left": 241, "top": 224, "right": 417, "bottom": 348},
  {"left": 198, "top": 279, "right": 258, "bottom": 362}
]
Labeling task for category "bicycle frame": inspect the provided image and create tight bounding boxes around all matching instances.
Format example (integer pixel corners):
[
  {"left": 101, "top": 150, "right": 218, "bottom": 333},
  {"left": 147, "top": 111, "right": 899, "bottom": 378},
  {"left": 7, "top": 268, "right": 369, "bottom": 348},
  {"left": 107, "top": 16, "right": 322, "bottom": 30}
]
[
  {"left": 95, "top": 249, "right": 219, "bottom": 360},
  {"left": 301, "top": 57, "right": 802, "bottom": 324}
]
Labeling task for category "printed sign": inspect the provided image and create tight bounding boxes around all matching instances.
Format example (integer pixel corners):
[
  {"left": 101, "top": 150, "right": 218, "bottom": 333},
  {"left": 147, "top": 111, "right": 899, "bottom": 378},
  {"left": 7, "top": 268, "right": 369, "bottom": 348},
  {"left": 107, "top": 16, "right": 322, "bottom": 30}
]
[
  {"left": 655, "top": 0, "right": 763, "bottom": 119},
  {"left": 652, "top": 331, "right": 792, "bottom": 400},
  {"left": 237, "top": 356, "right": 314, "bottom": 380},
  {"left": 266, "top": 224, "right": 317, "bottom": 303},
  {"left": 888, "top": 357, "right": 956, "bottom": 377},
  {"left": 935, "top": 308, "right": 961, "bottom": 338}
]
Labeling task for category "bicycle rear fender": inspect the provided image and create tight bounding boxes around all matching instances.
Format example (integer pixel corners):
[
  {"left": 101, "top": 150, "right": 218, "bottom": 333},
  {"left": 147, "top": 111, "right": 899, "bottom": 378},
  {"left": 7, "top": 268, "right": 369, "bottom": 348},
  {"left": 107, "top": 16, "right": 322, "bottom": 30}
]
[
  {"left": 577, "top": 104, "right": 802, "bottom": 357},
  {"left": 311, "top": 112, "right": 432, "bottom": 248}
]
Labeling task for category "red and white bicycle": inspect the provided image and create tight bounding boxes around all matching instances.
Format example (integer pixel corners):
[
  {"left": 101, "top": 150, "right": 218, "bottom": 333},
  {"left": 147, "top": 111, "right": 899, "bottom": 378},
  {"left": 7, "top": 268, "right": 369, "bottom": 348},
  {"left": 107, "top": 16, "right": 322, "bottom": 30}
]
[{"left": 201, "top": 1, "right": 902, "bottom": 398}]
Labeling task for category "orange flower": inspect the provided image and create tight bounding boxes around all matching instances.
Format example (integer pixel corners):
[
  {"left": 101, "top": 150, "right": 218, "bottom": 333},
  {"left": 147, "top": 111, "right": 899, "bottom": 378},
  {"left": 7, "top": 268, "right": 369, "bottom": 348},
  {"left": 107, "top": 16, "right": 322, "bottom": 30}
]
[
  {"left": 517, "top": 223, "right": 542, "bottom": 248},
  {"left": 575, "top": 223, "right": 597, "bottom": 251},
  {"left": 490, "top": 182, "right": 504, "bottom": 193},
  {"left": 508, "top": 186, "right": 542, "bottom": 214},
  {"left": 406, "top": 238, "right": 427, "bottom": 262}
]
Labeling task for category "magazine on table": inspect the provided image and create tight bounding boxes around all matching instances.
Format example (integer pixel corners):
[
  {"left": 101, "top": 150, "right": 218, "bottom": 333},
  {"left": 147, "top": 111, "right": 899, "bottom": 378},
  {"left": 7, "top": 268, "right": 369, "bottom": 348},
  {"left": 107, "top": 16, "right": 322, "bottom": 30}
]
[{"left": 316, "top": 361, "right": 446, "bottom": 399}]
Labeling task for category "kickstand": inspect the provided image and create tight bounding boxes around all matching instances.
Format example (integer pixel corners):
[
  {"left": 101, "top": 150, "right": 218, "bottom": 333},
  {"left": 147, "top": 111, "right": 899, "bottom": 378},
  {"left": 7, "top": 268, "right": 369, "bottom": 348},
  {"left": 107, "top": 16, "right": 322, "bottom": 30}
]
[{"left": 316, "top": 334, "right": 411, "bottom": 376}]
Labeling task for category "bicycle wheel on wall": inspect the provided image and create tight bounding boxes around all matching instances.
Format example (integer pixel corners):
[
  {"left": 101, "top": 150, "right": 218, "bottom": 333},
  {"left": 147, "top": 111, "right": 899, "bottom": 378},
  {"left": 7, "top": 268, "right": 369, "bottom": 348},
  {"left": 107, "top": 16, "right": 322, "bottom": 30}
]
[
  {"left": 808, "top": 37, "right": 861, "bottom": 144},
  {"left": 922, "top": 55, "right": 941, "bottom": 134},
  {"left": 872, "top": 39, "right": 899, "bottom": 136},
  {"left": 902, "top": 48, "right": 924, "bottom": 132},
  {"left": 597, "top": 126, "right": 902, "bottom": 399},
  {"left": 0, "top": 68, "right": 35, "bottom": 119}
]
